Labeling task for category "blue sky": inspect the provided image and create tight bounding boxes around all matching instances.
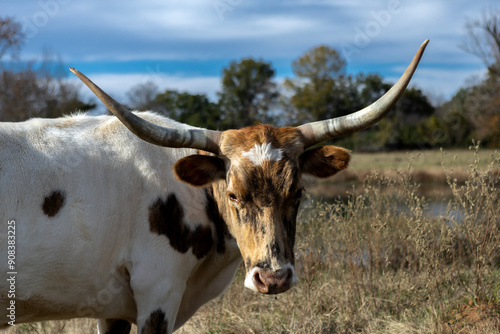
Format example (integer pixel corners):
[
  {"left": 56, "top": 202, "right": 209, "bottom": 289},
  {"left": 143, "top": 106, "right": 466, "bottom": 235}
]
[{"left": 4, "top": 0, "right": 497, "bottom": 106}]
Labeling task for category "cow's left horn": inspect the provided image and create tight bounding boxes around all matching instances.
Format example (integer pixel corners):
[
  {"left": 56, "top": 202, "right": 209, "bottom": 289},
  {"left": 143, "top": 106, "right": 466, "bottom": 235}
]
[
  {"left": 298, "top": 39, "right": 429, "bottom": 149},
  {"left": 70, "top": 68, "right": 221, "bottom": 154}
]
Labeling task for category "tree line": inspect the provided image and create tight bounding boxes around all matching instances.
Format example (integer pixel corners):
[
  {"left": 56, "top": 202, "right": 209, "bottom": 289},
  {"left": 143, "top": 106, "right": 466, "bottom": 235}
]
[{"left": 1, "top": 9, "right": 498, "bottom": 150}]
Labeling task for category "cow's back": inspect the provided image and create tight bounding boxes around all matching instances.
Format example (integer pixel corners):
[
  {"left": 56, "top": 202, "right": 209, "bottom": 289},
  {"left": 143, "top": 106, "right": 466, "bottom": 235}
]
[{"left": 0, "top": 112, "right": 205, "bottom": 326}]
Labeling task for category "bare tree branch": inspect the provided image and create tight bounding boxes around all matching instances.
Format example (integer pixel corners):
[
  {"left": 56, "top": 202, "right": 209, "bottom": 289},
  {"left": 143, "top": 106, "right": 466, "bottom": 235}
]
[
  {"left": 0, "top": 16, "right": 24, "bottom": 61},
  {"left": 461, "top": 7, "right": 500, "bottom": 78}
]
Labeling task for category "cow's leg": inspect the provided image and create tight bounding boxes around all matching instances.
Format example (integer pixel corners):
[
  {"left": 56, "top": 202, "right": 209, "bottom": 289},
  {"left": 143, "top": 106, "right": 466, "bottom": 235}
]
[
  {"left": 130, "top": 265, "right": 186, "bottom": 334},
  {"left": 136, "top": 307, "right": 173, "bottom": 334},
  {"left": 133, "top": 284, "right": 184, "bottom": 334},
  {"left": 97, "top": 318, "right": 132, "bottom": 334}
]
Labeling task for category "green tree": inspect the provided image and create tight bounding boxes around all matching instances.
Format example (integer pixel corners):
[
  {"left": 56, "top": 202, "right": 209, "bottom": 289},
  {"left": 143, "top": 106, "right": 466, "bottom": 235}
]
[
  {"left": 336, "top": 73, "right": 393, "bottom": 151},
  {"left": 284, "top": 44, "right": 437, "bottom": 150},
  {"left": 375, "top": 87, "right": 435, "bottom": 150},
  {"left": 153, "top": 90, "right": 221, "bottom": 130},
  {"left": 291, "top": 45, "right": 346, "bottom": 80},
  {"left": 356, "top": 73, "right": 392, "bottom": 106},
  {"left": 431, "top": 88, "right": 474, "bottom": 148},
  {"left": 284, "top": 45, "right": 361, "bottom": 125},
  {"left": 443, "top": 81, "right": 500, "bottom": 148},
  {"left": 336, "top": 74, "right": 436, "bottom": 151},
  {"left": 218, "top": 58, "right": 279, "bottom": 129}
]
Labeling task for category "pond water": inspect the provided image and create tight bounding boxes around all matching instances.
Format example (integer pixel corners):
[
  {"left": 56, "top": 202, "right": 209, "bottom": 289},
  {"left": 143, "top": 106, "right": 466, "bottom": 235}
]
[{"left": 304, "top": 182, "right": 465, "bottom": 223}]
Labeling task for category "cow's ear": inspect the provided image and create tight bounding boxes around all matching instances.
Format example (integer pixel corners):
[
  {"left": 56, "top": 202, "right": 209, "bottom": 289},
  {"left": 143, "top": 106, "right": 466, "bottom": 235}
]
[
  {"left": 174, "top": 155, "right": 226, "bottom": 187},
  {"left": 299, "top": 145, "right": 350, "bottom": 178}
]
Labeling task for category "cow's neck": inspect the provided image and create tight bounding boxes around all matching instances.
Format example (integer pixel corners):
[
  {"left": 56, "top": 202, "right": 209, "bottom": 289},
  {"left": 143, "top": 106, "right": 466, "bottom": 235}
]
[
  {"left": 205, "top": 180, "right": 236, "bottom": 252},
  {"left": 174, "top": 181, "right": 241, "bottom": 330}
]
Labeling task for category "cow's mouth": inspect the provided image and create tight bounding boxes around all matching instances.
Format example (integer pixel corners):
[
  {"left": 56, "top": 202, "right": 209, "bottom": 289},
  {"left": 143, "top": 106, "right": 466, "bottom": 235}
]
[{"left": 244, "top": 265, "right": 298, "bottom": 294}]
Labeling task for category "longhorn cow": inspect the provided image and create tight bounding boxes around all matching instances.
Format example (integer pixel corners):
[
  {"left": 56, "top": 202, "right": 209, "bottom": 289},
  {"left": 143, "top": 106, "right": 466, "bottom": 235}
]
[{"left": 0, "top": 40, "right": 428, "bottom": 333}]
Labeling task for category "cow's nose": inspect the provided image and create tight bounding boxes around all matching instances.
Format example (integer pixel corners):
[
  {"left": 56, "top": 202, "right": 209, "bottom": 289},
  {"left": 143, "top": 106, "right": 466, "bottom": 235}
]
[{"left": 252, "top": 267, "right": 294, "bottom": 294}]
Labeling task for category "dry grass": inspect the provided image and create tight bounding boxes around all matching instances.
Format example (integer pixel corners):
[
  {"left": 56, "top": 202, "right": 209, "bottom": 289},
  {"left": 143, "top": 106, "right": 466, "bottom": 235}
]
[
  {"left": 4, "top": 319, "right": 138, "bottom": 334},
  {"left": 307, "top": 147, "right": 499, "bottom": 198},
  {"left": 348, "top": 148, "right": 497, "bottom": 171},
  {"left": 7, "top": 146, "right": 500, "bottom": 333},
  {"left": 179, "top": 145, "right": 500, "bottom": 334}
]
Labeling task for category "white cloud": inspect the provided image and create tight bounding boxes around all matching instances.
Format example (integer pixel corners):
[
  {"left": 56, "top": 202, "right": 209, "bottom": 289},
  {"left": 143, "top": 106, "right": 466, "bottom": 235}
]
[
  {"left": 386, "top": 66, "right": 488, "bottom": 102},
  {"left": 69, "top": 73, "right": 222, "bottom": 109},
  {"left": 6, "top": 0, "right": 498, "bottom": 103}
]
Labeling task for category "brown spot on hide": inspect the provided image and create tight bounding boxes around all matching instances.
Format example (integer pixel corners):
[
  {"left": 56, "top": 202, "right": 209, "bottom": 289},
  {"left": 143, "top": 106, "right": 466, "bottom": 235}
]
[
  {"left": 204, "top": 188, "right": 231, "bottom": 254},
  {"left": 191, "top": 225, "right": 213, "bottom": 259},
  {"left": 149, "top": 193, "right": 213, "bottom": 259},
  {"left": 42, "top": 190, "right": 65, "bottom": 217},
  {"left": 141, "top": 309, "right": 168, "bottom": 334}
]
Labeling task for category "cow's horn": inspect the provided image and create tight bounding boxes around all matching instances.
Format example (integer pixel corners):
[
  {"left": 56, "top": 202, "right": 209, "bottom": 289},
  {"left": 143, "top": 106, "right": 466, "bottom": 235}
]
[
  {"left": 298, "top": 39, "right": 429, "bottom": 148},
  {"left": 69, "top": 68, "right": 221, "bottom": 154}
]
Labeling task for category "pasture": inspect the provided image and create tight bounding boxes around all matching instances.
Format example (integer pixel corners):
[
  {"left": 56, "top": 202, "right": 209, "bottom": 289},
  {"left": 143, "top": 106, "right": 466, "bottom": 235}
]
[{"left": 7, "top": 146, "right": 500, "bottom": 333}]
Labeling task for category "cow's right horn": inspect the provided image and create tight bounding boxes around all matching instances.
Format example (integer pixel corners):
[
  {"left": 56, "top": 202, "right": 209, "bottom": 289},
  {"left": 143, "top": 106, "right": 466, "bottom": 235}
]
[
  {"left": 70, "top": 68, "right": 221, "bottom": 154},
  {"left": 298, "top": 39, "right": 429, "bottom": 149}
]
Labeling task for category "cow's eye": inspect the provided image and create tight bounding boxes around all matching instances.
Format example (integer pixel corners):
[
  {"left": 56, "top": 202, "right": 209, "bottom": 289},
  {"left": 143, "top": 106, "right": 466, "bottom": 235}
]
[
  {"left": 296, "top": 188, "right": 305, "bottom": 202},
  {"left": 228, "top": 192, "right": 240, "bottom": 204}
]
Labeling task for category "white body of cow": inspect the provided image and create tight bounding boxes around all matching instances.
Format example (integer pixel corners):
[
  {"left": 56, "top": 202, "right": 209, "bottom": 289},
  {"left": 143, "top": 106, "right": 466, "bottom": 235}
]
[
  {"left": 0, "top": 40, "right": 429, "bottom": 333},
  {"left": 0, "top": 112, "right": 241, "bottom": 332}
]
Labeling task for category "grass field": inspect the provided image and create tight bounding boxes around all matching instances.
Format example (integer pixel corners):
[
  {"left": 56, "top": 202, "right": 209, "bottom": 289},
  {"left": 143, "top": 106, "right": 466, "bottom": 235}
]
[
  {"left": 7, "top": 147, "right": 500, "bottom": 333},
  {"left": 349, "top": 148, "right": 498, "bottom": 171},
  {"left": 307, "top": 147, "right": 499, "bottom": 198}
]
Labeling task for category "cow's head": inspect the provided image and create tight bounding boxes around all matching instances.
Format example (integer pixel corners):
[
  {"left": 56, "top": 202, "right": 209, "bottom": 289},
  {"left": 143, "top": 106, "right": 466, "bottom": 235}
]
[
  {"left": 172, "top": 125, "right": 350, "bottom": 293},
  {"left": 70, "top": 40, "right": 428, "bottom": 294}
]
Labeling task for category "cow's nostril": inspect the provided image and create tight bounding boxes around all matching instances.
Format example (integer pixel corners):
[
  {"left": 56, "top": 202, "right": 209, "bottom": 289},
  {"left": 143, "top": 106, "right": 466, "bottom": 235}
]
[
  {"left": 249, "top": 267, "right": 296, "bottom": 294},
  {"left": 253, "top": 270, "right": 268, "bottom": 293}
]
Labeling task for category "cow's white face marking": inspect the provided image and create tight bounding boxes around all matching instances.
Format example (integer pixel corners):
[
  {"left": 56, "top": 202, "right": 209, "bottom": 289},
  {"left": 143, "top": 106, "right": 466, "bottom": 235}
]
[{"left": 241, "top": 142, "right": 283, "bottom": 166}]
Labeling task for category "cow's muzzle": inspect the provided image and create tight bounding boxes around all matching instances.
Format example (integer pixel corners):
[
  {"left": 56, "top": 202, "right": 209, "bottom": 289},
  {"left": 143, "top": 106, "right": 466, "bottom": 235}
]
[{"left": 244, "top": 265, "right": 298, "bottom": 294}]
